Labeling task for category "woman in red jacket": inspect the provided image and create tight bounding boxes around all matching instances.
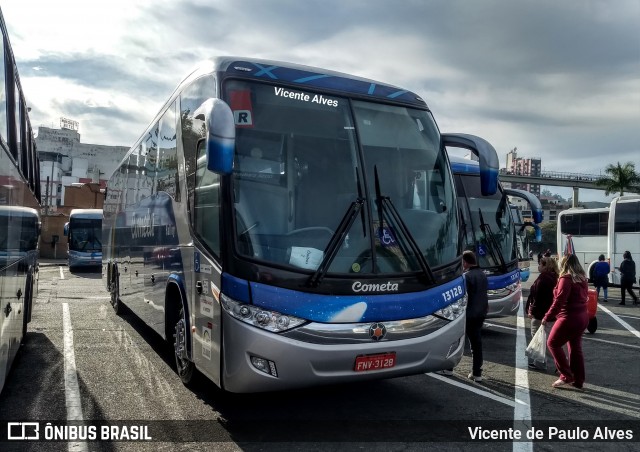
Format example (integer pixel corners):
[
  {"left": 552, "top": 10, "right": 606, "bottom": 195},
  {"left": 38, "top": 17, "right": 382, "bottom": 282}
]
[{"left": 542, "top": 254, "right": 589, "bottom": 389}]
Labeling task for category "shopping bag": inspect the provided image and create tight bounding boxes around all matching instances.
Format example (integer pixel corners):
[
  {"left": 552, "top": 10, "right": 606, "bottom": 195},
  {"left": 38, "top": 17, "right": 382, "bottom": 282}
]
[{"left": 525, "top": 327, "right": 547, "bottom": 363}]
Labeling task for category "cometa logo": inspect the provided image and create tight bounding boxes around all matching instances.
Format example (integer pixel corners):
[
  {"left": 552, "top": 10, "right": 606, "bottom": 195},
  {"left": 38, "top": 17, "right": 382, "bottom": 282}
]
[{"left": 352, "top": 281, "right": 399, "bottom": 293}]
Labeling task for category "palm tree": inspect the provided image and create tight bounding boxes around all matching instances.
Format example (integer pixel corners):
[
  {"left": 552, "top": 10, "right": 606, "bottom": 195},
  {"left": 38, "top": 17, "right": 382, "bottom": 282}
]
[{"left": 595, "top": 162, "right": 640, "bottom": 196}]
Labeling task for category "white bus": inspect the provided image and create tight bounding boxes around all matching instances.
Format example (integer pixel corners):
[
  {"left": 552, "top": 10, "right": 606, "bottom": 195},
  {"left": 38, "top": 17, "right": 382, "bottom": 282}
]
[
  {"left": 103, "top": 56, "right": 500, "bottom": 393},
  {"left": 557, "top": 195, "right": 640, "bottom": 287},
  {"left": 0, "top": 5, "right": 42, "bottom": 394},
  {"left": 606, "top": 195, "right": 640, "bottom": 286},
  {"left": 64, "top": 209, "right": 103, "bottom": 271}
]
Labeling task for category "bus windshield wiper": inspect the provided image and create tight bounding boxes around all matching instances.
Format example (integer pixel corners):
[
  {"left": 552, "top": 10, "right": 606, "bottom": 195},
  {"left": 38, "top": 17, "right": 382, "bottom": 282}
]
[
  {"left": 374, "top": 166, "right": 435, "bottom": 285},
  {"left": 478, "top": 208, "right": 507, "bottom": 271},
  {"left": 307, "top": 198, "right": 365, "bottom": 288}
]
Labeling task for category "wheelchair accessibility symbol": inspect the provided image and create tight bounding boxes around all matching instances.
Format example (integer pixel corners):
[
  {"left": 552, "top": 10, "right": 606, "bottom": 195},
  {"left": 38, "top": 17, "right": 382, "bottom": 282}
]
[
  {"left": 477, "top": 244, "right": 488, "bottom": 257},
  {"left": 377, "top": 227, "right": 396, "bottom": 246}
]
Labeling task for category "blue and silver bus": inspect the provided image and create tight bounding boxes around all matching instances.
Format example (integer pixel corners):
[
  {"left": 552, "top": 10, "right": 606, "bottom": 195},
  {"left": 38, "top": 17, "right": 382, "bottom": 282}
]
[
  {"left": 103, "top": 56, "right": 499, "bottom": 392},
  {"left": 64, "top": 208, "right": 103, "bottom": 270},
  {"left": 0, "top": 5, "right": 42, "bottom": 394},
  {"left": 509, "top": 203, "right": 541, "bottom": 282},
  {"left": 449, "top": 155, "right": 542, "bottom": 317}
]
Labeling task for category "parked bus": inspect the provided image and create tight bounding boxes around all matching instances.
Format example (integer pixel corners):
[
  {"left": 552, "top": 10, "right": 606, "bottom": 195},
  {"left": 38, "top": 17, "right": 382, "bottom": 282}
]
[
  {"left": 557, "top": 207, "right": 608, "bottom": 274},
  {"left": 509, "top": 203, "right": 542, "bottom": 282},
  {"left": 103, "top": 56, "right": 499, "bottom": 392},
  {"left": 557, "top": 195, "right": 640, "bottom": 287},
  {"left": 64, "top": 209, "right": 103, "bottom": 270},
  {"left": 449, "top": 155, "right": 542, "bottom": 317},
  {"left": 0, "top": 5, "right": 42, "bottom": 394}
]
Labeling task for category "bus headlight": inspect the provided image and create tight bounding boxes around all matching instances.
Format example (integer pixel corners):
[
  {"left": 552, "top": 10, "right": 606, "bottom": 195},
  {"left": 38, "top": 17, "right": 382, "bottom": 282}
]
[
  {"left": 220, "top": 293, "right": 307, "bottom": 332},
  {"left": 487, "top": 282, "right": 520, "bottom": 299},
  {"left": 435, "top": 294, "right": 467, "bottom": 320}
]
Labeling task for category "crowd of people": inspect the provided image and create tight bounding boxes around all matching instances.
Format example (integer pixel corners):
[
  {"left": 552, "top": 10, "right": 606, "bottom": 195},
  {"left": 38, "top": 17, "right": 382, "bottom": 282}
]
[
  {"left": 440, "top": 248, "right": 638, "bottom": 392},
  {"left": 525, "top": 250, "right": 638, "bottom": 390}
]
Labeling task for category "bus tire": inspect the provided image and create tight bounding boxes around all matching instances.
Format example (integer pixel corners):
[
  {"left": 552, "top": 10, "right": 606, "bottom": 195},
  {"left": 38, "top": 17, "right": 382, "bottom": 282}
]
[
  {"left": 587, "top": 317, "right": 597, "bottom": 334},
  {"left": 21, "top": 273, "right": 34, "bottom": 343},
  {"left": 174, "top": 305, "right": 195, "bottom": 385},
  {"left": 110, "top": 269, "right": 122, "bottom": 315}
]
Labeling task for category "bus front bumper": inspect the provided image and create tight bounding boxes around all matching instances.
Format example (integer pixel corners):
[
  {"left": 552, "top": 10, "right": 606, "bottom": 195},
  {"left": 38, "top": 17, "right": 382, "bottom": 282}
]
[
  {"left": 220, "top": 311, "right": 465, "bottom": 393},
  {"left": 487, "top": 285, "right": 522, "bottom": 318},
  {"left": 68, "top": 251, "right": 102, "bottom": 268}
]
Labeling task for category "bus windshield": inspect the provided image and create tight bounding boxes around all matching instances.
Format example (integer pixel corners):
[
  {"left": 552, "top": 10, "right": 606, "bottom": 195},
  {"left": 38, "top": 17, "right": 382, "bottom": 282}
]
[
  {"left": 457, "top": 175, "right": 516, "bottom": 269},
  {"left": 69, "top": 218, "right": 102, "bottom": 252},
  {"left": 226, "top": 80, "right": 457, "bottom": 276}
]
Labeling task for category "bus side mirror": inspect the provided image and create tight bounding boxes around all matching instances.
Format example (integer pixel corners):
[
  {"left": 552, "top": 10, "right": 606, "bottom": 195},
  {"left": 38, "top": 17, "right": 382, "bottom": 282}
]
[
  {"left": 442, "top": 133, "right": 498, "bottom": 196},
  {"left": 63, "top": 222, "right": 69, "bottom": 236},
  {"left": 199, "top": 98, "right": 235, "bottom": 175},
  {"left": 504, "top": 188, "right": 544, "bottom": 224},
  {"left": 534, "top": 224, "right": 542, "bottom": 242}
]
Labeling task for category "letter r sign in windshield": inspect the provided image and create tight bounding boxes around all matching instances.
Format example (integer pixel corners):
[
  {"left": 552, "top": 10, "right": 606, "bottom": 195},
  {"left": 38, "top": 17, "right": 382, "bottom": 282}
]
[{"left": 229, "top": 90, "right": 253, "bottom": 128}]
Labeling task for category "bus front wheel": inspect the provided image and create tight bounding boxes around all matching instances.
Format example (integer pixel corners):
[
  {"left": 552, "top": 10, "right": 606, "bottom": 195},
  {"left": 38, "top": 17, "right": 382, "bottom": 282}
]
[
  {"left": 174, "top": 305, "right": 195, "bottom": 385},
  {"left": 110, "top": 270, "right": 122, "bottom": 315}
]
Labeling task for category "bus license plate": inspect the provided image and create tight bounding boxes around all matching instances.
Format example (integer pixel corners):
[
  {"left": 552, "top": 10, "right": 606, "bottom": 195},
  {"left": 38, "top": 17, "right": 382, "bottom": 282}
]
[{"left": 354, "top": 352, "right": 396, "bottom": 372}]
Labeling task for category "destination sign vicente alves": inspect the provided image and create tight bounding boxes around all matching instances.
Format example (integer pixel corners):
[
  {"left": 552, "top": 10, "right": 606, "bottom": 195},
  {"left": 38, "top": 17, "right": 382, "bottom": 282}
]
[{"left": 274, "top": 87, "right": 338, "bottom": 107}]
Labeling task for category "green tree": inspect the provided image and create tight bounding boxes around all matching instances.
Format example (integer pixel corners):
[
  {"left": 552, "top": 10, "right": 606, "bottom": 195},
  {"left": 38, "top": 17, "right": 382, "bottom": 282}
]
[
  {"left": 595, "top": 162, "right": 640, "bottom": 196},
  {"left": 527, "top": 221, "right": 557, "bottom": 255}
]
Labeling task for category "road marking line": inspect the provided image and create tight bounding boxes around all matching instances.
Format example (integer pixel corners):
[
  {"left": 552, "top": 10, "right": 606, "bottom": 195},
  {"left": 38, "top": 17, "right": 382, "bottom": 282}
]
[
  {"left": 618, "top": 314, "right": 640, "bottom": 320},
  {"left": 426, "top": 373, "right": 519, "bottom": 408},
  {"left": 59, "top": 267, "right": 65, "bottom": 279},
  {"left": 583, "top": 336, "right": 640, "bottom": 350},
  {"left": 598, "top": 304, "right": 640, "bottom": 340},
  {"left": 513, "top": 297, "right": 533, "bottom": 452},
  {"left": 575, "top": 382, "right": 640, "bottom": 419},
  {"left": 63, "top": 303, "right": 88, "bottom": 452},
  {"left": 485, "top": 322, "right": 517, "bottom": 331}
]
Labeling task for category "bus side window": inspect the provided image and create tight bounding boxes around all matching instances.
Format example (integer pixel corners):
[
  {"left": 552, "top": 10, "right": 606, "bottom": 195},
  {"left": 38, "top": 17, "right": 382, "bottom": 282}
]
[
  {"left": 180, "top": 75, "right": 216, "bottom": 219},
  {"left": 193, "top": 142, "right": 221, "bottom": 257},
  {"left": 157, "top": 101, "right": 179, "bottom": 200}
]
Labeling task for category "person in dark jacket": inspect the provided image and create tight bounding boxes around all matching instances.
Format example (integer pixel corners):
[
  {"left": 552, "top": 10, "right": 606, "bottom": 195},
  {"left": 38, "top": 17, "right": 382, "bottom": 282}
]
[
  {"left": 593, "top": 254, "right": 610, "bottom": 302},
  {"left": 619, "top": 251, "right": 638, "bottom": 305},
  {"left": 526, "top": 256, "right": 559, "bottom": 369},
  {"left": 462, "top": 250, "right": 488, "bottom": 382},
  {"left": 437, "top": 250, "right": 488, "bottom": 381},
  {"left": 542, "top": 254, "right": 589, "bottom": 389}
]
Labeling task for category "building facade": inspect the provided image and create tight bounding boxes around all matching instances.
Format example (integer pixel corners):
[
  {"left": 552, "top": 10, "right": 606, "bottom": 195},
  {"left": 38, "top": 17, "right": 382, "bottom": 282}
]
[
  {"left": 36, "top": 120, "right": 128, "bottom": 211},
  {"left": 505, "top": 148, "right": 542, "bottom": 197}
]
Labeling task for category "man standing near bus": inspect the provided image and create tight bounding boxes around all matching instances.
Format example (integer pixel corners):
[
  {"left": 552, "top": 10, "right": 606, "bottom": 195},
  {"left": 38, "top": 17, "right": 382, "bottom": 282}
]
[
  {"left": 437, "top": 250, "right": 489, "bottom": 381},
  {"left": 462, "top": 250, "right": 489, "bottom": 382},
  {"left": 593, "top": 254, "right": 610, "bottom": 303},
  {"left": 619, "top": 251, "right": 638, "bottom": 306}
]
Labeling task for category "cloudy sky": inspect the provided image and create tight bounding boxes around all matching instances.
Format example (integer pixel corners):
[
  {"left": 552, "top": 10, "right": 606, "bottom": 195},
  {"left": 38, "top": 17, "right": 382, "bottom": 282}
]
[{"left": 3, "top": 0, "right": 639, "bottom": 202}]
